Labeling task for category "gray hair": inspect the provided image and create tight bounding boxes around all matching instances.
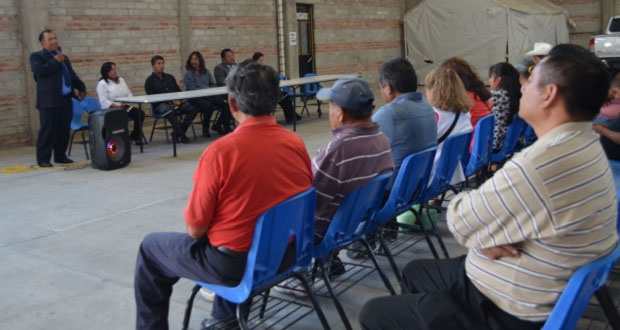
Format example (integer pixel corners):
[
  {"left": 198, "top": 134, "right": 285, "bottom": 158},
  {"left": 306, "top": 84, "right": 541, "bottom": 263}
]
[{"left": 225, "top": 60, "right": 280, "bottom": 116}]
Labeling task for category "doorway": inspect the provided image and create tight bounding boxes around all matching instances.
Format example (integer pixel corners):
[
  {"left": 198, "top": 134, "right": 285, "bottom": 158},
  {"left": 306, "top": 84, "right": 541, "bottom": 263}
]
[{"left": 296, "top": 4, "right": 315, "bottom": 76}]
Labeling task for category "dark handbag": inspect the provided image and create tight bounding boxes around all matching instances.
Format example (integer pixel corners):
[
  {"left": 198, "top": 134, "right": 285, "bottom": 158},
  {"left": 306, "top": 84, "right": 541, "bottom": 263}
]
[{"left": 438, "top": 111, "right": 461, "bottom": 143}]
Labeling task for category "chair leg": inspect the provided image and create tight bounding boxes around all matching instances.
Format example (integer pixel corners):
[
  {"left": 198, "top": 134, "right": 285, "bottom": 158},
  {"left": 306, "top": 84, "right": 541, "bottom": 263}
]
[
  {"left": 377, "top": 232, "right": 403, "bottom": 285},
  {"left": 360, "top": 238, "right": 396, "bottom": 295},
  {"left": 318, "top": 258, "right": 353, "bottom": 330},
  {"left": 163, "top": 117, "right": 170, "bottom": 143},
  {"left": 181, "top": 284, "right": 201, "bottom": 330},
  {"left": 294, "top": 273, "right": 331, "bottom": 330},
  {"left": 410, "top": 206, "right": 440, "bottom": 259},
  {"left": 259, "top": 288, "right": 270, "bottom": 319},
  {"left": 149, "top": 119, "right": 157, "bottom": 143},
  {"left": 68, "top": 130, "right": 77, "bottom": 156},
  {"left": 422, "top": 203, "right": 450, "bottom": 259},
  {"left": 316, "top": 99, "right": 322, "bottom": 118},
  {"left": 236, "top": 300, "right": 251, "bottom": 330},
  {"left": 595, "top": 285, "right": 620, "bottom": 329},
  {"left": 81, "top": 130, "right": 89, "bottom": 160}
]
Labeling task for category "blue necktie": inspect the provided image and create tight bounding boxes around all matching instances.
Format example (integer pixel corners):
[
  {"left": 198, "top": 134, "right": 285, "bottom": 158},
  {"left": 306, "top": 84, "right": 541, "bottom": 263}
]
[{"left": 53, "top": 51, "right": 72, "bottom": 95}]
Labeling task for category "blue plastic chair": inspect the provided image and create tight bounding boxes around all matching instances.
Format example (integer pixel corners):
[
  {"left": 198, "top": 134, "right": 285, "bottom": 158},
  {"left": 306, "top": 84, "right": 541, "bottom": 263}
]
[
  {"left": 79, "top": 96, "right": 101, "bottom": 113},
  {"left": 301, "top": 73, "right": 322, "bottom": 117},
  {"left": 422, "top": 131, "right": 473, "bottom": 259},
  {"left": 182, "top": 188, "right": 330, "bottom": 330},
  {"left": 313, "top": 172, "right": 393, "bottom": 330},
  {"left": 465, "top": 114, "right": 494, "bottom": 178},
  {"left": 68, "top": 98, "right": 92, "bottom": 160},
  {"left": 490, "top": 115, "right": 527, "bottom": 163},
  {"left": 542, "top": 197, "right": 620, "bottom": 329},
  {"left": 279, "top": 74, "right": 304, "bottom": 100},
  {"left": 371, "top": 147, "right": 437, "bottom": 283},
  {"left": 524, "top": 125, "right": 537, "bottom": 146}
]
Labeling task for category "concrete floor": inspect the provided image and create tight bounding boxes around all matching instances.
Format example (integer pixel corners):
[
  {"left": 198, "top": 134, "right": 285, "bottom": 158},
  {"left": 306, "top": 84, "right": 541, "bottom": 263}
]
[{"left": 0, "top": 106, "right": 615, "bottom": 330}]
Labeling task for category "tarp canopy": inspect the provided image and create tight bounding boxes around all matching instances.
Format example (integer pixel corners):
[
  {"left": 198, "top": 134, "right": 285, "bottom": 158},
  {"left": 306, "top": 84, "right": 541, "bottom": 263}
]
[{"left": 405, "top": 0, "right": 571, "bottom": 83}]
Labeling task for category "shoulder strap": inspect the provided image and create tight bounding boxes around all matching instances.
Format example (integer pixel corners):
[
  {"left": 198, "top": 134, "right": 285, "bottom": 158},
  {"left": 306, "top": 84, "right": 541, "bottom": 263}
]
[{"left": 438, "top": 111, "right": 461, "bottom": 144}]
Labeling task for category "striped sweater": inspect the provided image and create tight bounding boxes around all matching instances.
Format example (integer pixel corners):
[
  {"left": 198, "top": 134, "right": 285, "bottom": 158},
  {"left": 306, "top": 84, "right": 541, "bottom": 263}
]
[
  {"left": 312, "top": 124, "right": 394, "bottom": 241},
  {"left": 447, "top": 121, "right": 618, "bottom": 322}
]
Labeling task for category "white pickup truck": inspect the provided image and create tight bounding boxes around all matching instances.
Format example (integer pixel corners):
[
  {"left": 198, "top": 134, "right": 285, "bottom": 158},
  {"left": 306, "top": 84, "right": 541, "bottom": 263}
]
[{"left": 591, "top": 16, "right": 620, "bottom": 68}]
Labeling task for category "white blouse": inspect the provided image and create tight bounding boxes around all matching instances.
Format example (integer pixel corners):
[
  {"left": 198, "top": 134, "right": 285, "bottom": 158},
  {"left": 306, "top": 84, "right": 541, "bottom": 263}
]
[
  {"left": 431, "top": 108, "right": 472, "bottom": 186},
  {"left": 96, "top": 77, "right": 133, "bottom": 109}
]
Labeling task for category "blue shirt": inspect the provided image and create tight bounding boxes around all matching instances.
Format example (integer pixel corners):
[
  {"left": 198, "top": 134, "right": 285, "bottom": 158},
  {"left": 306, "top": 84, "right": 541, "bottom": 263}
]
[
  {"left": 372, "top": 92, "right": 437, "bottom": 171},
  {"left": 183, "top": 69, "right": 216, "bottom": 91}
]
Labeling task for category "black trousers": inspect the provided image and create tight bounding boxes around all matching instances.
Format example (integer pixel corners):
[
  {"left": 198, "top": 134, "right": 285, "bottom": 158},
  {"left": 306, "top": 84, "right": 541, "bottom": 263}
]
[
  {"left": 36, "top": 95, "right": 73, "bottom": 163},
  {"left": 279, "top": 92, "right": 297, "bottom": 123},
  {"left": 127, "top": 107, "right": 145, "bottom": 141},
  {"left": 359, "top": 256, "right": 545, "bottom": 330},
  {"left": 154, "top": 102, "right": 198, "bottom": 137},
  {"left": 188, "top": 96, "right": 231, "bottom": 133},
  {"left": 134, "top": 232, "right": 247, "bottom": 330}
]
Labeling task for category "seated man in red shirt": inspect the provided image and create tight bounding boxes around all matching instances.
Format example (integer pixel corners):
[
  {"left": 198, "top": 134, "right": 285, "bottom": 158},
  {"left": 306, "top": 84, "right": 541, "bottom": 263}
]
[{"left": 133, "top": 60, "right": 313, "bottom": 330}]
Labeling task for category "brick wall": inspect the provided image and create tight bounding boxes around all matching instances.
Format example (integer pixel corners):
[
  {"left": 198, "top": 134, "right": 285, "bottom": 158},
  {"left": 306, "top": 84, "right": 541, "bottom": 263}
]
[
  {"left": 551, "top": 0, "right": 602, "bottom": 48},
  {"left": 188, "top": 0, "right": 278, "bottom": 73},
  {"left": 312, "top": 0, "right": 405, "bottom": 89},
  {"left": 0, "top": 1, "right": 28, "bottom": 146}
]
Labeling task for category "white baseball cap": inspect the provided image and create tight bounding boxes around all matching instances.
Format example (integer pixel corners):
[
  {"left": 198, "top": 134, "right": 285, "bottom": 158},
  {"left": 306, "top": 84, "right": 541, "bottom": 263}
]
[{"left": 525, "top": 42, "right": 553, "bottom": 56}]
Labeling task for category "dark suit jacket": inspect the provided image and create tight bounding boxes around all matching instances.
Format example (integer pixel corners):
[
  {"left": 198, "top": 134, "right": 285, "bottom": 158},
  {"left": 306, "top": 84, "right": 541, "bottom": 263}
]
[
  {"left": 213, "top": 62, "right": 235, "bottom": 87},
  {"left": 30, "top": 48, "right": 85, "bottom": 109}
]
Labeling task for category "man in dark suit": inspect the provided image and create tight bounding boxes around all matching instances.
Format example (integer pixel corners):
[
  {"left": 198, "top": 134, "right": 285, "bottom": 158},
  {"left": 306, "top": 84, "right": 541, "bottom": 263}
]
[
  {"left": 213, "top": 48, "right": 236, "bottom": 87},
  {"left": 29, "top": 29, "right": 86, "bottom": 167}
]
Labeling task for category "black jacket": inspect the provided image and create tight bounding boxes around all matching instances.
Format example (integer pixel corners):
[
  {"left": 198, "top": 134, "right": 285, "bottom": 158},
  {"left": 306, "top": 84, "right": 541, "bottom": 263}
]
[{"left": 29, "top": 48, "right": 85, "bottom": 109}]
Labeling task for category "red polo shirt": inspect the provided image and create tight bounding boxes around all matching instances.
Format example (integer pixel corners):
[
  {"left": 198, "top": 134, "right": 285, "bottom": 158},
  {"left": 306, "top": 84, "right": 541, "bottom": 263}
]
[{"left": 184, "top": 115, "right": 313, "bottom": 252}]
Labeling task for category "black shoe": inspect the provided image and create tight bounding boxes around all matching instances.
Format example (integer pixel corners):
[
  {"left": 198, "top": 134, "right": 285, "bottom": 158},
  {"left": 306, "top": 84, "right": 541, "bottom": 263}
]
[
  {"left": 38, "top": 161, "right": 53, "bottom": 168},
  {"left": 172, "top": 133, "right": 190, "bottom": 144},
  {"left": 202, "top": 127, "right": 212, "bottom": 138},
  {"left": 295, "top": 113, "right": 303, "bottom": 120},
  {"left": 55, "top": 157, "right": 73, "bottom": 164},
  {"left": 201, "top": 317, "right": 239, "bottom": 330},
  {"left": 328, "top": 256, "right": 346, "bottom": 279}
]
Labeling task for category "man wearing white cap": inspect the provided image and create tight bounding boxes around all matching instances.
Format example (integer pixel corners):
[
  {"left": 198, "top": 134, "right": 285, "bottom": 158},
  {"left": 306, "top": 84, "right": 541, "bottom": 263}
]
[{"left": 525, "top": 42, "right": 553, "bottom": 64}]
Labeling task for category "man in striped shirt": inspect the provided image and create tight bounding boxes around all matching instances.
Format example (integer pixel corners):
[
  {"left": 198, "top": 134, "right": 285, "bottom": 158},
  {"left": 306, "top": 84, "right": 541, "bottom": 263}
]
[
  {"left": 360, "top": 45, "right": 618, "bottom": 329},
  {"left": 312, "top": 77, "right": 394, "bottom": 243}
]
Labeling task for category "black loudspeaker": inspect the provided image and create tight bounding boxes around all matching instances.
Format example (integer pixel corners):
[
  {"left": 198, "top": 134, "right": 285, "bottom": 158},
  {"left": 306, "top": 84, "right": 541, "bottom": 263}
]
[{"left": 89, "top": 108, "right": 131, "bottom": 170}]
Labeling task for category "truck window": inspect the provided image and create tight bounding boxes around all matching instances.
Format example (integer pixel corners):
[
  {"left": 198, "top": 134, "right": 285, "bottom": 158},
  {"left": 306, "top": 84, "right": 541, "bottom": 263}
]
[{"left": 610, "top": 18, "right": 620, "bottom": 33}]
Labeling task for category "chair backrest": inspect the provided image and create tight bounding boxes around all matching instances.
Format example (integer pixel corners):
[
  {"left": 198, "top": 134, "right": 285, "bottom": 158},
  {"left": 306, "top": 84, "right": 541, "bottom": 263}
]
[
  {"left": 524, "top": 125, "right": 537, "bottom": 146},
  {"left": 465, "top": 114, "right": 494, "bottom": 177},
  {"left": 425, "top": 131, "right": 473, "bottom": 200},
  {"left": 314, "top": 173, "right": 392, "bottom": 259},
  {"left": 198, "top": 188, "right": 316, "bottom": 303},
  {"left": 303, "top": 73, "right": 320, "bottom": 95},
  {"left": 70, "top": 98, "right": 86, "bottom": 130},
  {"left": 375, "top": 147, "right": 437, "bottom": 224},
  {"left": 279, "top": 74, "right": 294, "bottom": 96},
  {"left": 491, "top": 115, "right": 527, "bottom": 163},
  {"left": 542, "top": 198, "right": 620, "bottom": 330},
  {"left": 80, "top": 96, "right": 101, "bottom": 113}
]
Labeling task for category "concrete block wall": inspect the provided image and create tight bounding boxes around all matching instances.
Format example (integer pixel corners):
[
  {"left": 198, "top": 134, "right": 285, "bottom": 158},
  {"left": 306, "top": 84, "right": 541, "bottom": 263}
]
[
  {"left": 48, "top": 0, "right": 182, "bottom": 98},
  {"left": 311, "top": 0, "right": 405, "bottom": 88},
  {"left": 0, "top": 1, "right": 28, "bottom": 146},
  {"left": 188, "top": 0, "right": 278, "bottom": 73},
  {"left": 551, "top": 0, "right": 602, "bottom": 48}
]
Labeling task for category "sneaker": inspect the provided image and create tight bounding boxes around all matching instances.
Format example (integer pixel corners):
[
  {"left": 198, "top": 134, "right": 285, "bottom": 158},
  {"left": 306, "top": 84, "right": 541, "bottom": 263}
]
[
  {"left": 199, "top": 287, "right": 215, "bottom": 302},
  {"left": 273, "top": 278, "right": 308, "bottom": 298}
]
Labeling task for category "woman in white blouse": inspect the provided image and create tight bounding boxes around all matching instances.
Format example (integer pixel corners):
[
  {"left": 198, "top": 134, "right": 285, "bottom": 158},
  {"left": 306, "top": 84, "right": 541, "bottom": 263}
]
[
  {"left": 424, "top": 66, "right": 473, "bottom": 184},
  {"left": 96, "top": 62, "right": 145, "bottom": 145}
]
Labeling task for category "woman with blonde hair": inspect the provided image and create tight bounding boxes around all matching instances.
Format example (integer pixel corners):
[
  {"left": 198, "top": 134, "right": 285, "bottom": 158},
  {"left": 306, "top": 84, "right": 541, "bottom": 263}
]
[{"left": 425, "top": 66, "right": 472, "bottom": 184}]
